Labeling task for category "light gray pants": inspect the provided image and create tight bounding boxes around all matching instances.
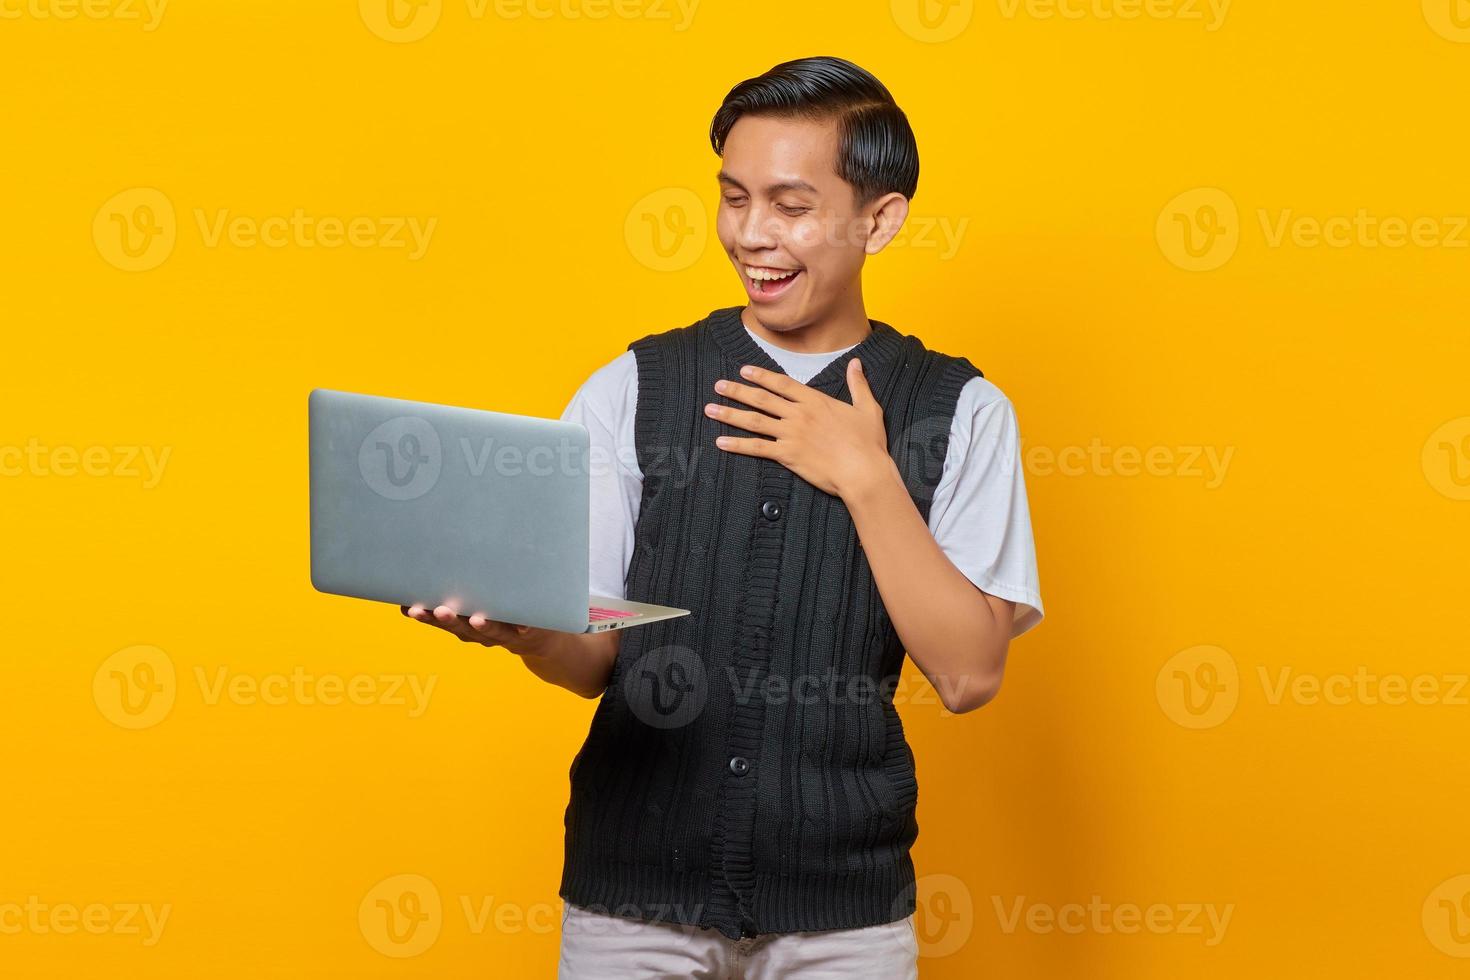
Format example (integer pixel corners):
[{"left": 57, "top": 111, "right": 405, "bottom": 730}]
[{"left": 557, "top": 903, "right": 919, "bottom": 980}]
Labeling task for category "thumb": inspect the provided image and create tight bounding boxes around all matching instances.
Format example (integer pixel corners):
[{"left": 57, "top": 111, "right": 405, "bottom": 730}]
[{"left": 848, "top": 357, "right": 875, "bottom": 404}]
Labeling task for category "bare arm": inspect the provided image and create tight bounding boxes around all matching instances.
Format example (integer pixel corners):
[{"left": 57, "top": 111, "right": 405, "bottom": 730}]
[{"left": 401, "top": 604, "right": 618, "bottom": 699}]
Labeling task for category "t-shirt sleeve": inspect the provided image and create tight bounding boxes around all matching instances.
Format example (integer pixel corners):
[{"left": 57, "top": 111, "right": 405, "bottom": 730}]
[
  {"left": 927, "top": 377, "right": 1045, "bottom": 637},
  {"left": 558, "top": 351, "right": 643, "bottom": 601}
]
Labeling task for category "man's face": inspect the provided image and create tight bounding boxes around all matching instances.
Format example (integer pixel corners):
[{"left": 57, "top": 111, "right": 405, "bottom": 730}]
[{"left": 716, "top": 114, "right": 879, "bottom": 334}]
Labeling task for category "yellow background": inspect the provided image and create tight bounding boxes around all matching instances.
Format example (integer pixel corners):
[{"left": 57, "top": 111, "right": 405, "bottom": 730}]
[{"left": 4, "top": 0, "right": 1469, "bottom": 976}]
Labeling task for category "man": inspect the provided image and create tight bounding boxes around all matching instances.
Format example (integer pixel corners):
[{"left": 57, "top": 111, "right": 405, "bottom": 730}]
[{"left": 404, "top": 55, "right": 1042, "bottom": 978}]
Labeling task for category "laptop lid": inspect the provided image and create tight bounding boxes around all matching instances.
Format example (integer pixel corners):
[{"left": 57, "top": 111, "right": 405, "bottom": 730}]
[{"left": 308, "top": 388, "right": 594, "bottom": 633}]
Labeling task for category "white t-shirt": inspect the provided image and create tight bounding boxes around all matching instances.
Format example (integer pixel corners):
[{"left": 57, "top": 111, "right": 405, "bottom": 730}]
[{"left": 560, "top": 323, "right": 1044, "bottom": 636}]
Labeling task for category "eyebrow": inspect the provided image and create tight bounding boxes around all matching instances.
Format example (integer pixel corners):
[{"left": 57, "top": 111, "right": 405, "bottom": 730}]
[{"left": 717, "top": 171, "right": 820, "bottom": 196}]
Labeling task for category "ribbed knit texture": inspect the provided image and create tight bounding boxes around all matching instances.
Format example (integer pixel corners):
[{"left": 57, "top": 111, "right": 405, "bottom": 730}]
[{"left": 559, "top": 306, "right": 983, "bottom": 940}]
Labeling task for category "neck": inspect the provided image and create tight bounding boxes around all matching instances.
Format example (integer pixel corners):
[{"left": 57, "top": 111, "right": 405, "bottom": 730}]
[{"left": 741, "top": 291, "right": 871, "bottom": 354}]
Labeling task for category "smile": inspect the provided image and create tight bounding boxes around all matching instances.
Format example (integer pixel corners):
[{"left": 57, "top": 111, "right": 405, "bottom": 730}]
[{"left": 742, "top": 264, "right": 803, "bottom": 300}]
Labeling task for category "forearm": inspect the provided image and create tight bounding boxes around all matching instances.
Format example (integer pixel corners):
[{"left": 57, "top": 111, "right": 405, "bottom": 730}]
[
  {"left": 841, "top": 457, "right": 1012, "bottom": 713},
  {"left": 510, "top": 629, "right": 619, "bottom": 699}
]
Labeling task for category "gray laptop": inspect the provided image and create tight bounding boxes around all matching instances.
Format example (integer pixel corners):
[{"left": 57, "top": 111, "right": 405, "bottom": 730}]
[{"left": 308, "top": 388, "right": 690, "bottom": 633}]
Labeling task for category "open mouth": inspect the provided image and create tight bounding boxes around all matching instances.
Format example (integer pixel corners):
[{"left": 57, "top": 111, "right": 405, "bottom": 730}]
[{"left": 743, "top": 264, "right": 803, "bottom": 300}]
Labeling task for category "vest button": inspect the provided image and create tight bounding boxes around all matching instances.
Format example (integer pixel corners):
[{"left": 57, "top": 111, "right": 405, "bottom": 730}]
[
  {"left": 760, "top": 500, "right": 782, "bottom": 520},
  {"left": 728, "top": 756, "right": 750, "bottom": 776}
]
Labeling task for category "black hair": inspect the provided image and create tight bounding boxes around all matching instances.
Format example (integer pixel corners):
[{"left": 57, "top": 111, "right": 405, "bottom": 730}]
[{"left": 709, "top": 56, "right": 919, "bottom": 204}]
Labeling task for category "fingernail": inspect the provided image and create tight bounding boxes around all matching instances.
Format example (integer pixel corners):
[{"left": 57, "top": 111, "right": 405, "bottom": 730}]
[
  {"left": 714, "top": 380, "right": 727, "bottom": 393},
  {"left": 740, "top": 365, "right": 754, "bottom": 377}
]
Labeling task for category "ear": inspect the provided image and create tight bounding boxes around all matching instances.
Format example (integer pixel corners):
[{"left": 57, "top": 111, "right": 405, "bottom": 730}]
[{"left": 863, "top": 192, "right": 910, "bottom": 255}]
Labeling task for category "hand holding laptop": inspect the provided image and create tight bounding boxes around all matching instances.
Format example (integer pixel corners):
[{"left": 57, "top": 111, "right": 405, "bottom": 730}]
[{"left": 399, "top": 603, "right": 535, "bottom": 650}]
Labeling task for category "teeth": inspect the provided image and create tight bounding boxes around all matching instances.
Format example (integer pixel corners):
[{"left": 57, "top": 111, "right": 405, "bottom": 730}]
[{"left": 744, "top": 266, "right": 799, "bottom": 282}]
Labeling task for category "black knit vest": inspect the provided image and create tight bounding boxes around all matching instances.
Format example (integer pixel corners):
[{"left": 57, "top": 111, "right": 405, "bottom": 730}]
[{"left": 559, "top": 306, "right": 983, "bottom": 940}]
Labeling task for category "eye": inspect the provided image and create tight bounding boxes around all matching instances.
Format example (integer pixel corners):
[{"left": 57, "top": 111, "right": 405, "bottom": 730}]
[
  {"left": 722, "top": 194, "right": 748, "bottom": 208},
  {"left": 777, "top": 204, "right": 812, "bottom": 216}
]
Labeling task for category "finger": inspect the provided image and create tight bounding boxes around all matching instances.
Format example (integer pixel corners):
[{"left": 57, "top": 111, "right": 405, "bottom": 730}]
[
  {"left": 467, "top": 613, "right": 509, "bottom": 640},
  {"left": 432, "top": 605, "right": 480, "bottom": 641},
  {"left": 408, "top": 605, "right": 472, "bottom": 642},
  {"left": 433, "top": 608, "right": 489, "bottom": 644},
  {"left": 735, "top": 364, "right": 807, "bottom": 402},
  {"left": 705, "top": 402, "right": 778, "bottom": 436},
  {"left": 715, "top": 435, "right": 778, "bottom": 458},
  {"left": 714, "top": 379, "right": 790, "bottom": 416}
]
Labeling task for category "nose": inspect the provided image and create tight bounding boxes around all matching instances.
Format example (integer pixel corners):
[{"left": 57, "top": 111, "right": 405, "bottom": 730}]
[{"left": 734, "top": 201, "right": 780, "bottom": 254}]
